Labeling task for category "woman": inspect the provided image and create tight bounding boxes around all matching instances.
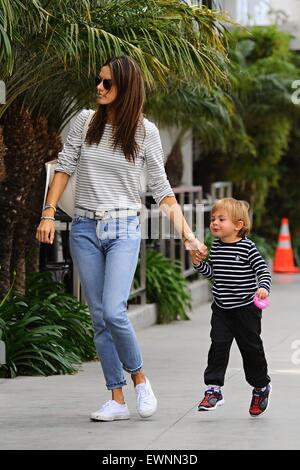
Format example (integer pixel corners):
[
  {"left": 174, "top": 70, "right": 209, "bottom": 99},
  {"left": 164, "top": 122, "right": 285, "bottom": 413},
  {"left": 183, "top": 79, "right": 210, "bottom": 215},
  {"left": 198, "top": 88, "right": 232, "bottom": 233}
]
[{"left": 36, "top": 56, "right": 206, "bottom": 422}]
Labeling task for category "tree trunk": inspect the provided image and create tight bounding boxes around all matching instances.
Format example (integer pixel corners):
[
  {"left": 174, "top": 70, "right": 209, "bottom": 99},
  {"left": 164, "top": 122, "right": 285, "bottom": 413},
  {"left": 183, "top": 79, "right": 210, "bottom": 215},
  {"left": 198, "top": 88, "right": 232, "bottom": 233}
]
[
  {"left": 0, "top": 127, "right": 6, "bottom": 182},
  {"left": 0, "top": 106, "right": 62, "bottom": 297},
  {"left": 0, "top": 106, "right": 35, "bottom": 295},
  {"left": 165, "top": 138, "right": 184, "bottom": 188},
  {"left": 25, "top": 121, "right": 62, "bottom": 277}
]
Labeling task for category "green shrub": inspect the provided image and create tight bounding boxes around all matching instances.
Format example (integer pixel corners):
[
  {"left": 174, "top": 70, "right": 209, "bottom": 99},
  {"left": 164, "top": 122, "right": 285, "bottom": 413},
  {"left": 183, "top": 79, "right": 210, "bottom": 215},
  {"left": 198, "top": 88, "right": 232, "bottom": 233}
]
[
  {"left": 134, "top": 250, "right": 192, "bottom": 324},
  {"left": 0, "top": 272, "right": 96, "bottom": 378},
  {"left": 249, "top": 232, "right": 275, "bottom": 262},
  {"left": 204, "top": 228, "right": 214, "bottom": 253}
]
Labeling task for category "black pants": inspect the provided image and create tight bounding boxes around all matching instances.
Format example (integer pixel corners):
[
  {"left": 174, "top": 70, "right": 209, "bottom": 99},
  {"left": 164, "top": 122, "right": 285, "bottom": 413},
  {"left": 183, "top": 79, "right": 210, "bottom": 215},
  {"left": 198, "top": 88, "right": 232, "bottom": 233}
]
[{"left": 204, "top": 302, "right": 270, "bottom": 388}]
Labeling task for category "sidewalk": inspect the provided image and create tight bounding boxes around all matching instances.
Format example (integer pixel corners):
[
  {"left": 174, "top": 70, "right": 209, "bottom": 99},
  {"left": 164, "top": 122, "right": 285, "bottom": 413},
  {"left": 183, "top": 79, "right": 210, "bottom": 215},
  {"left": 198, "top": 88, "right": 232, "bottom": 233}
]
[{"left": 1, "top": 275, "right": 300, "bottom": 450}]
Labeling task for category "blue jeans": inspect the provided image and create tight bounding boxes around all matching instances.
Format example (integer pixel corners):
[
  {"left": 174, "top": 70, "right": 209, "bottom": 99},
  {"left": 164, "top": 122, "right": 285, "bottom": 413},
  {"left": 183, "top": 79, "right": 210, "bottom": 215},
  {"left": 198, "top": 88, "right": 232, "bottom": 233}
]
[{"left": 69, "top": 215, "right": 143, "bottom": 390}]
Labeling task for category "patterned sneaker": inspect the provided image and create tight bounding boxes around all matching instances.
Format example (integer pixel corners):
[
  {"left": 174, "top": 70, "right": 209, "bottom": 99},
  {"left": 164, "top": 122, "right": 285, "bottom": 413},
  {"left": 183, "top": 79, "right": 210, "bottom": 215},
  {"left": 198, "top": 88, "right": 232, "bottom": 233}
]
[
  {"left": 249, "top": 383, "right": 272, "bottom": 417},
  {"left": 198, "top": 388, "right": 224, "bottom": 411},
  {"left": 90, "top": 400, "right": 130, "bottom": 421},
  {"left": 135, "top": 378, "right": 158, "bottom": 418}
]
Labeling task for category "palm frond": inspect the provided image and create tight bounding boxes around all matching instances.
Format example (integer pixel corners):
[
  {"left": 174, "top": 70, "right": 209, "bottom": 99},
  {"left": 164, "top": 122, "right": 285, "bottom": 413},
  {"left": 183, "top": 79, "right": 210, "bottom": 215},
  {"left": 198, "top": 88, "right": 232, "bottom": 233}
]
[{"left": 1, "top": 0, "right": 231, "bottom": 127}]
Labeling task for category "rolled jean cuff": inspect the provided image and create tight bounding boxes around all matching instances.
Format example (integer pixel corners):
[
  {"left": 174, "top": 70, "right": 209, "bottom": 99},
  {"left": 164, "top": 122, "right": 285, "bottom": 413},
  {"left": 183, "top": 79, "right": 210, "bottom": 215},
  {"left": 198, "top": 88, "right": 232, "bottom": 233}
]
[
  {"left": 123, "top": 363, "right": 143, "bottom": 375},
  {"left": 107, "top": 379, "right": 127, "bottom": 391}
]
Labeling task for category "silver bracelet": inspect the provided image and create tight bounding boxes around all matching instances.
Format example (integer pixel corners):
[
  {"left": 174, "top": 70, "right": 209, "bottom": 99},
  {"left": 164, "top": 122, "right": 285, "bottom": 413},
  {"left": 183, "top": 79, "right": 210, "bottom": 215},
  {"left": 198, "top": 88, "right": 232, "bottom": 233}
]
[
  {"left": 43, "top": 203, "right": 57, "bottom": 212},
  {"left": 41, "top": 216, "right": 55, "bottom": 221}
]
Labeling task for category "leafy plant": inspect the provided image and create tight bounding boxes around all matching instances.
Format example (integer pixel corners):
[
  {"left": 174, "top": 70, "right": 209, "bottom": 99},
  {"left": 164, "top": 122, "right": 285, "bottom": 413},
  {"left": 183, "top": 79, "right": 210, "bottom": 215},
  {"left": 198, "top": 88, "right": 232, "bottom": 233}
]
[
  {"left": 195, "top": 26, "right": 299, "bottom": 228},
  {"left": 0, "top": 272, "right": 96, "bottom": 378},
  {"left": 204, "top": 228, "right": 214, "bottom": 254},
  {"left": 250, "top": 233, "right": 275, "bottom": 262},
  {"left": 134, "top": 250, "right": 192, "bottom": 324}
]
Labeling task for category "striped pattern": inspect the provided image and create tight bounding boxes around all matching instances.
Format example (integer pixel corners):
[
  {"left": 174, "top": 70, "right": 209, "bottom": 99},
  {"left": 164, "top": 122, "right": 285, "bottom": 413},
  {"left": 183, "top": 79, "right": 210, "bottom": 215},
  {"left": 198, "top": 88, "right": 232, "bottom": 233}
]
[
  {"left": 193, "top": 238, "right": 272, "bottom": 309},
  {"left": 55, "top": 109, "right": 174, "bottom": 211}
]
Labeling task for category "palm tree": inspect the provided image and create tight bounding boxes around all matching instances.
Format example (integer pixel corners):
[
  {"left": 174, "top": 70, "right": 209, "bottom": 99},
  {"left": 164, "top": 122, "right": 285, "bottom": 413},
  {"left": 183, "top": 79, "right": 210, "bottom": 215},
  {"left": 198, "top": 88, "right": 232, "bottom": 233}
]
[
  {"left": 0, "top": 0, "right": 48, "bottom": 76},
  {"left": 0, "top": 0, "right": 231, "bottom": 297}
]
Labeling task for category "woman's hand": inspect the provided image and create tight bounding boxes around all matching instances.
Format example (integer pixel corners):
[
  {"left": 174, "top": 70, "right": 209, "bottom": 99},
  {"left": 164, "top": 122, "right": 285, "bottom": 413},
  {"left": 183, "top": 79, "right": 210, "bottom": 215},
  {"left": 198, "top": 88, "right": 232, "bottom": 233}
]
[
  {"left": 36, "top": 219, "right": 55, "bottom": 245},
  {"left": 190, "top": 249, "right": 206, "bottom": 265},
  {"left": 184, "top": 237, "right": 208, "bottom": 260}
]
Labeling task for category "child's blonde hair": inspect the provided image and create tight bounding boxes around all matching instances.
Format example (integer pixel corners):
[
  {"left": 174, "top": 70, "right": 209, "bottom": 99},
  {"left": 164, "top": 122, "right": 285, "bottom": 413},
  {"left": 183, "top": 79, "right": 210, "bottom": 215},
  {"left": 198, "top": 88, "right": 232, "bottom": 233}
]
[{"left": 211, "top": 197, "right": 251, "bottom": 237}]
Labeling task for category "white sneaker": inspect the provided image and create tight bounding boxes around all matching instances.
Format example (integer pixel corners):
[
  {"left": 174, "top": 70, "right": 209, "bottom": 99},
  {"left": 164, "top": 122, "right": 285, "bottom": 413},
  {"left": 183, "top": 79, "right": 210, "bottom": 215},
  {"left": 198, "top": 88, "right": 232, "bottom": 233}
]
[
  {"left": 90, "top": 400, "right": 130, "bottom": 422},
  {"left": 135, "top": 378, "right": 158, "bottom": 418}
]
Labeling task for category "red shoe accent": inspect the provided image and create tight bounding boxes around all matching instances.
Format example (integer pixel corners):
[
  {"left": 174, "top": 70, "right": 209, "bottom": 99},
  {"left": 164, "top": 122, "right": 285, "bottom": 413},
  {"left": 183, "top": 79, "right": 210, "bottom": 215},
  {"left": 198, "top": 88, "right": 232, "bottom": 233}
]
[
  {"left": 198, "top": 389, "right": 224, "bottom": 411},
  {"left": 249, "top": 384, "right": 272, "bottom": 417}
]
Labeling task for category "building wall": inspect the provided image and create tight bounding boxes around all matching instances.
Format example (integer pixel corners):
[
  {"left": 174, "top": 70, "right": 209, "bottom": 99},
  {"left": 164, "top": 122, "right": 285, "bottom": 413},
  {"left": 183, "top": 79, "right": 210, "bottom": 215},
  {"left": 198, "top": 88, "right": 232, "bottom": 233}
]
[
  {"left": 269, "top": 0, "right": 300, "bottom": 49},
  {"left": 269, "top": 0, "right": 300, "bottom": 22},
  {"left": 159, "top": 127, "right": 193, "bottom": 186},
  {"left": 198, "top": 0, "right": 300, "bottom": 27},
  {"left": 221, "top": 0, "right": 270, "bottom": 25},
  {"left": 204, "top": 0, "right": 300, "bottom": 49}
]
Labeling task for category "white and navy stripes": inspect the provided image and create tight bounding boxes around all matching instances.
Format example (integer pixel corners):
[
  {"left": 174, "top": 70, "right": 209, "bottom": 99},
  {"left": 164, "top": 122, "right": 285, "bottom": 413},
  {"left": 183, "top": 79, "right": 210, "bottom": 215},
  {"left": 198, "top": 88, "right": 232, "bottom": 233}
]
[
  {"left": 55, "top": 109, "right": 174, "bottom": 212},
  {"left": 193, "top": 238, "right": 272, "bottom": 309}
]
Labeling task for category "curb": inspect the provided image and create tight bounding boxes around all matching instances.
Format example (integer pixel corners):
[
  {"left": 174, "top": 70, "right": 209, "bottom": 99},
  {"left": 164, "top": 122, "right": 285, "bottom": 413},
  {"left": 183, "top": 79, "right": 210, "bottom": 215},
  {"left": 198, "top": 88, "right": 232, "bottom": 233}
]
[{"left": 128, "top": 277, "right": 211, "bottom": 330}]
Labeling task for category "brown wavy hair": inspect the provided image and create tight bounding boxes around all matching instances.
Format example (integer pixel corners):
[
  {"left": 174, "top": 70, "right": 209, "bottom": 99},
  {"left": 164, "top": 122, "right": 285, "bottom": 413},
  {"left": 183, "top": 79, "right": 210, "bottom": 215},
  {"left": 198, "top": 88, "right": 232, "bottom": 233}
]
[{"left": 85, "top": 56, "right": 145, "bottom": 163}]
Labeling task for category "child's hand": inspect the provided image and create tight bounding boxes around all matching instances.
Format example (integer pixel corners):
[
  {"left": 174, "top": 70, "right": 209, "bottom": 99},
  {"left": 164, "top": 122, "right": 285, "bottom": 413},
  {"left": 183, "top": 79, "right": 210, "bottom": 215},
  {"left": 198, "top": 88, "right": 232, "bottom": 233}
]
[
  {"left": 191, "top": 249, "right": 207, "bottom": 265},
  {"left": 256, "top": 288, "right": 269, "bottom": 299}
]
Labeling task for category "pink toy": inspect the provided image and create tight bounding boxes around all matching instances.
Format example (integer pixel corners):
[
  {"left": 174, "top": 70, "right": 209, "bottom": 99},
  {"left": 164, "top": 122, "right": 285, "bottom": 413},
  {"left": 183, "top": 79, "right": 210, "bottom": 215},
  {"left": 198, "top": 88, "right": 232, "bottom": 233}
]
[{"left": 253, "top": 294, "right": 270, "bottom": 310}]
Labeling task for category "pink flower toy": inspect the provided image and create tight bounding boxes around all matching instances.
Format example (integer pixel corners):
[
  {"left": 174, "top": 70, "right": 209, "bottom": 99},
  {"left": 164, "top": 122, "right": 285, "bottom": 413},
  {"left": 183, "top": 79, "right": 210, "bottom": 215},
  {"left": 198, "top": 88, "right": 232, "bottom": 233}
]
[{"left": 253, "top": 294, "right": 270, "bottom": 310}]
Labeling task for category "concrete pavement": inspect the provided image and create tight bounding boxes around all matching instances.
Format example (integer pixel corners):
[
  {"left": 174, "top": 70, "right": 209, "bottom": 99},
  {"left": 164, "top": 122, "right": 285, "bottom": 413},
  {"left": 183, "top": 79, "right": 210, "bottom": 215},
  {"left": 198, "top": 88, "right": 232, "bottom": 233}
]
[{"left": 1, "top": 274, "right": 300, "bottom": 450}]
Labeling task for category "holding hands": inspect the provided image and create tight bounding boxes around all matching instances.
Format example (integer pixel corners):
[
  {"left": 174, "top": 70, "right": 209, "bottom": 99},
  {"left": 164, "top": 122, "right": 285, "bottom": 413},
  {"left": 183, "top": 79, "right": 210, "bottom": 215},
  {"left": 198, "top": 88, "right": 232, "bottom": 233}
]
[{"left": 183, "top": 236, "right": 208, "bottom": 265}]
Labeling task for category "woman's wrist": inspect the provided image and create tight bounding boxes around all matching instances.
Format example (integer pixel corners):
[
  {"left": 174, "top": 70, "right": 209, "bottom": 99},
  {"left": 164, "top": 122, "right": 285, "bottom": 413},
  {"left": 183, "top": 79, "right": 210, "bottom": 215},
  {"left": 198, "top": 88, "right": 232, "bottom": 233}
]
[
  {"left": 182, "top": 232, "right": 196, "bottom": 243},
  {"left": 40, "top": 216, "right": 55, "bottom": 221},
  {"left": 41, "top": 207, "right": 56, "bottom": 221},
  {"left": 43, "top": 203, "right": 57, "bottom": 212},
  {"left": 42, "top": 207, "right": 56, "bottom": 216}
]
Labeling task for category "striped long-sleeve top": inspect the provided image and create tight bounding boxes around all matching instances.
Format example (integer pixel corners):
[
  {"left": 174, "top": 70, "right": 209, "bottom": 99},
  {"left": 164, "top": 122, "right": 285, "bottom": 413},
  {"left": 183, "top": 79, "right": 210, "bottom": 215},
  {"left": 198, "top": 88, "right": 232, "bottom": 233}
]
[
  {"left": 193, "top": 238, "right": 272, "bottom": 309},
  {"left": 55, "top": 109, "right": 174, "bottom": 211}
]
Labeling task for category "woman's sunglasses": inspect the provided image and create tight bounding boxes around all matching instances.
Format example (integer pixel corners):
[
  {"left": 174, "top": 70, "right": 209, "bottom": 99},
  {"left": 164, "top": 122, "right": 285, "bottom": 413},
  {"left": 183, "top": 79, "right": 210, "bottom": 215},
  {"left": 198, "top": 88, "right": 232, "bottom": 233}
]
[{"left": 95, "top": 75, "right": 113, "bottom": 90}]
